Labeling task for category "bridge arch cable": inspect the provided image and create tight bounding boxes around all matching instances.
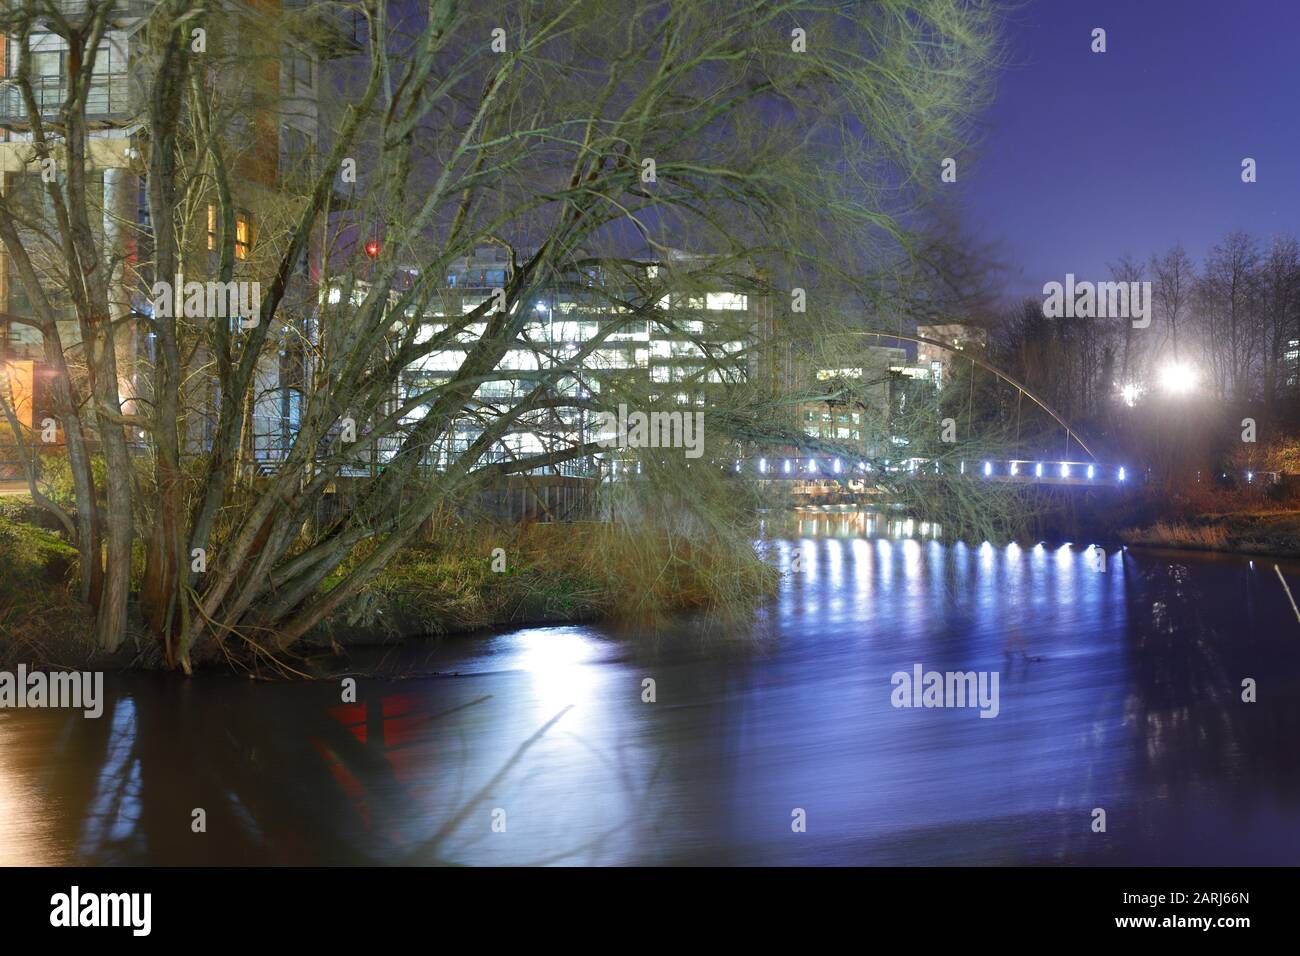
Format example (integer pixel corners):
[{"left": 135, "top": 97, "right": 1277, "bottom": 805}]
[{"left": 852, "top": 331, "right": 1096, "bottom": 462}]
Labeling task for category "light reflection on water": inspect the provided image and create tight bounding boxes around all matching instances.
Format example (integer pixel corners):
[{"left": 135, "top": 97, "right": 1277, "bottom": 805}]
[{"left": 1, "top": 517, "right": 1299, "bottom": 865}]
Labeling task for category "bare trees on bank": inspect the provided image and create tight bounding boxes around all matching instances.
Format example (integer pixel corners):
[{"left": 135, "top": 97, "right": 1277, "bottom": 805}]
[
  {"left": 996, "top": 232, "right": 1300, "bottom": 419},
  {"left": 987, "top": 230, "right": 1300, "bottom": 485},
  {"left": 0, "top": 0, "right": 1004, "bottom": 665}
]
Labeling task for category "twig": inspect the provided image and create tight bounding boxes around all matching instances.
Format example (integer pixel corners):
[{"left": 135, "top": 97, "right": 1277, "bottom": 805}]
[{"left": 1275, "top": 565, "right": 1300, "bottom": 623}]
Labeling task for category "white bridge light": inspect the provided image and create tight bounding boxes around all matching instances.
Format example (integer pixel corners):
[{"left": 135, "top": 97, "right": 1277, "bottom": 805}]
[
  {"left": 833, "top": 458, "right": 842, "bottom": 474},
  {"left": 1060, "top": 463, "right": 1070, "bottom": 478},
  {"left": 1010, "top": 462, "right": 1019, "bottom": 476},
  {"left": 983, "top": 461, "right": 992, "bottom": 477},
  {"left": 1035, "top": 462, "right": 1043, "bottom": 478},
  {"left": 1087, "top": 464, "right": 1095, "bottom": 479},
  {"left": 783, "top": 459, "right": 792, "bottom": 474},
  {"left": 1118, "top": 466, "right": 1126, "bottom": 482},
  {"left": 759, "top": 458, "right": 768, "bottom": 474}
]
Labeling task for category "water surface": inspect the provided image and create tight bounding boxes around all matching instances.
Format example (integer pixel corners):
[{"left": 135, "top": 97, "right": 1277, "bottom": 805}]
[{"left": 2, "top": 519, "right": 1298, "bottom": 865}]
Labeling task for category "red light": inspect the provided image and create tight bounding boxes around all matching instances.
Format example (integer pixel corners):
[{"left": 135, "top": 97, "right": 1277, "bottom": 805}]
[{"left": 365, "top": 239, "right": 379, "bottom": 259}]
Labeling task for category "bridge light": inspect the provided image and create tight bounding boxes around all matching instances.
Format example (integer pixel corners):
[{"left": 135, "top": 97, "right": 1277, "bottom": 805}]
[
  {"left": 833, "top": 458, "right": 842, "bottom": 474},
  {"left": 783, "top": 459, "right": 791, "bottom": 474},
  {"left": 960, "top": 460, "right": 965, "bottom": 475},
  {"left": 808, "top": 459, "right": 818, "bottom": 474},
  {"left": 1118, "top": 466, "right": 1126, "bottom": 482},
  {"left": 1035, "top": 462, "right": 1043, "bottom": 478},
  {"left": 856, "top": 461, "right": 865, "bottom": 472},
  {"left": 983, "top": 461, "right": 992, "bottom": 477},
  {"left": 759, "top": 458, "right": 767, "bottom": 474},
  {"left": 1087, "top": 464, "right": 1095, "bottom": 479},
  {"left": 1060, "top": 463, "right": 1070, "bottom": 478},
  {"left": 1248, "top": 471, "right": 1254, "bottom": 482},
  {"left": 734, "top": 460, "right": 741, "bottom": 473},
  {"left": 1010, "top": 461, "right": 1019, "bottom": 476}
]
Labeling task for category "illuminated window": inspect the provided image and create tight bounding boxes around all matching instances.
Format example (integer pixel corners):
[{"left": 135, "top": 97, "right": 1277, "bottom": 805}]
[
  {"left": 706, "top": 292, "right": 747, "bottom": 310},
  {"left": 207, "top": 204, "right": 217, "bottom": 251},
  {"left": 235, "top": 212, "right": 253, "bottom": 260}
]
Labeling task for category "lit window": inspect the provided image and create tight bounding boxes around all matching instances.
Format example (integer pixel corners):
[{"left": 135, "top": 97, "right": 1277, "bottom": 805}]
[
  {"left": 706, "top": 292, "right": 747, "bottom": 310},
  {"left": 207, "top": 204, "right": 217, "bottom": 251},
  {"left": 235, "top": 212, "right": 254, "bottom": 259}
]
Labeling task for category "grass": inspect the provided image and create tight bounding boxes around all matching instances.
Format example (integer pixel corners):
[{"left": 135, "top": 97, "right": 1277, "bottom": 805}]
[
  {"left": 0, "top": 506, "right": 92, "bottom": 667},
  {"left": 1, "top": 487, "right": 779, "bottom": 664},
  {"left": 319, "top": 517, "right": 778, "bottom": 644},
  {"left": 1120, "top": 511, "right": 1300, "bottom": 557},
  {"left": 1120, "top": 521, "right": 1231, "bottom": 551}
]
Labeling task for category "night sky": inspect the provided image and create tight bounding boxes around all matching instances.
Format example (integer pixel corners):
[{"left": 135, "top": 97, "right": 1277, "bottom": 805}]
[{"left": 960, "top": 0, "right": 1300, "bottom": 301}]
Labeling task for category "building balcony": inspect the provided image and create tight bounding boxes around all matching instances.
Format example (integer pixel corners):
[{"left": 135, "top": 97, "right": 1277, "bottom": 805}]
[
  {"left": 283, "top": 0, "right": 364, "bottom": 58},
  {"left": 0, "top": 74, "right": 135, "bottom": 129},
  {"left": 22, "top": 0, "right": 152, "bottom": 17}
]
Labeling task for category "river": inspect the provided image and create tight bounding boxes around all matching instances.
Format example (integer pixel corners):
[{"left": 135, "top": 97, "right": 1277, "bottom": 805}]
[{"left": 2, "top": 511, "right": 1299, "bottom": 865}]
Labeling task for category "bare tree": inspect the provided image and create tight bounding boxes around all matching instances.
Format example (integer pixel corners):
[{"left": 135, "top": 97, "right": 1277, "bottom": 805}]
[
  {"left": 1108, "top": 251, "right": 1145, "bottom": 393},
  {"left": 1151, "top": 242, "right": 1194, "bottom": 363},
  {"left": 1258, "top": 234, "right": 1300, "bottom": 409},
  {"left": 0, "top": 0, "right": 1004, "bottom": 667},
  {"left": 1197, "top": 230, "right": 1261, "bottom": 401}
]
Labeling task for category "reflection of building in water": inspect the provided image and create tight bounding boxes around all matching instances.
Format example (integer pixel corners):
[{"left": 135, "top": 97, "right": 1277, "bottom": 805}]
[{"left": 784, "top": 507, "right": 942, "bottom": 540}]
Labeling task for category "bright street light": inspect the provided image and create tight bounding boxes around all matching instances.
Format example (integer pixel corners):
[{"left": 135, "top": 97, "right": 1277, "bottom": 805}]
[{"left": 1158, "top": 361, "right": 1199, "bottom": 395}]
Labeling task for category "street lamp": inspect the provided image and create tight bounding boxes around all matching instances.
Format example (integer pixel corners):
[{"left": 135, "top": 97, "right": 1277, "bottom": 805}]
[{"left": 1157, "top": 361, "right": 1198, "bottom": 395}]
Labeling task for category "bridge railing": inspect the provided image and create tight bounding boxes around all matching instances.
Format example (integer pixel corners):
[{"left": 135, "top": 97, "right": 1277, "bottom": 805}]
[
  {"left": 597, "top": 454, "right": 1139, "bottom": 485},
  {"left": 740, "top": 456, "right": 1135, "bottom": 485}
]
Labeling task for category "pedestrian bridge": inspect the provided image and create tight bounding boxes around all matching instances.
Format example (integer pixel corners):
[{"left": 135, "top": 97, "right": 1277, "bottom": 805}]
[{"left": 740, "top": 456, "right": 1133, "bottom": 487}]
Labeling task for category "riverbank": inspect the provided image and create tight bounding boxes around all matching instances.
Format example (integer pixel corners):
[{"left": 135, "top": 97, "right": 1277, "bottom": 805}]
[
  {"left": 9, "top": 487, "right": 1300, "bottom": 672},
  {"left": 0, "top": 504, "right": 775, "bottom": 672},
  {"left": 1119, "top": 510, "right": 1300, "bottom": 558}
]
